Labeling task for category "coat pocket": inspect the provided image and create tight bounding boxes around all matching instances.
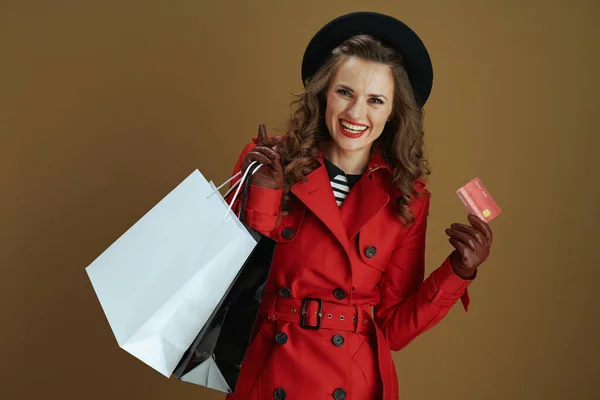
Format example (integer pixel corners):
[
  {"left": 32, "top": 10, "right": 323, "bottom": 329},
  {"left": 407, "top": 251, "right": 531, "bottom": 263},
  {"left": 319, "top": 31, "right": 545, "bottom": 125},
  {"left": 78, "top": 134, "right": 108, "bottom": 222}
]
[
  {"left": 273, "top": 203, "right": 307, "bottom": 243},
  {"left": 352, "top": 231, "right": 390, "bottom": 290},
  {"left": 232, "top": 320, "right": 276, "bottom": 398},
  {"left": 357, "top": 231, "right": 390, "bottom": 273},
  {"left": 350, "top": 333, "right": 381, "bottom": 396}
]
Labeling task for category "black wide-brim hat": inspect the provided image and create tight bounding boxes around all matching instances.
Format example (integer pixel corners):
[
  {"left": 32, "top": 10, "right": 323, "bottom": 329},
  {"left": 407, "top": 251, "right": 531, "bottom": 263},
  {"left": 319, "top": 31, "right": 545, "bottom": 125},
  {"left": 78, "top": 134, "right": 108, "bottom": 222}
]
[{"left": 301, "top": 11, "right": 434, "bottom": 107}]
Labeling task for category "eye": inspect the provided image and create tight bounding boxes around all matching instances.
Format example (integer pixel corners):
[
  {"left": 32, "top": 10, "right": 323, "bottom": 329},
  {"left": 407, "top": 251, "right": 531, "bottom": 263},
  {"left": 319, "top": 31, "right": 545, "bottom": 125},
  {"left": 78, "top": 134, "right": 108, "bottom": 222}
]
[
  {"left": 337, "top": 88, "right": 352, "bottom": 97},
  {"left": 369, "top": 97, "right": 384, "bottom": 105}
]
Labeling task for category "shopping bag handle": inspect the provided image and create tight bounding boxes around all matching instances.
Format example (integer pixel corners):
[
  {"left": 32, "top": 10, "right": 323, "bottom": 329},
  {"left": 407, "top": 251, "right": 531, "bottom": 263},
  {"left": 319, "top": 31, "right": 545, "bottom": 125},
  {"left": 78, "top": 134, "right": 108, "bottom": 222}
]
[
  {"left": 209, "top": 171, "right": 242, "bottom": 199},
  {"left": 207, "top": 163, "right": 262, "bottom": 202},
  {"left": 238, "top": 161, "right": 262, "bottom": 223},
  {"left": 205, "top": 161, "right": 263, "bottom": 221},
  {"left": 223, "top": 161, "right": 262, "bottom": 221}
]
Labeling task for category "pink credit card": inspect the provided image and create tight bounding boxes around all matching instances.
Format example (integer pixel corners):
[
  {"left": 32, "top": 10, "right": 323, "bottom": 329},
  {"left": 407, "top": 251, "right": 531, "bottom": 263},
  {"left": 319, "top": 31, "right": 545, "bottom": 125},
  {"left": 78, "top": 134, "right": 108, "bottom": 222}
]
[{"left": 456, "top": 177, "right": 501, "bottom": 222}]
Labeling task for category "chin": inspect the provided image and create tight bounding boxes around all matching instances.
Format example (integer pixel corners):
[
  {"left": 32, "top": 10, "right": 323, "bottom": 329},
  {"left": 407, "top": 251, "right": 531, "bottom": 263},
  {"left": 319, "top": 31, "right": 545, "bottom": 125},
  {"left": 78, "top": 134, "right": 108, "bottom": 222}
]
[{"left": 332, "top": 135, "right": 370, "bottom": 152}]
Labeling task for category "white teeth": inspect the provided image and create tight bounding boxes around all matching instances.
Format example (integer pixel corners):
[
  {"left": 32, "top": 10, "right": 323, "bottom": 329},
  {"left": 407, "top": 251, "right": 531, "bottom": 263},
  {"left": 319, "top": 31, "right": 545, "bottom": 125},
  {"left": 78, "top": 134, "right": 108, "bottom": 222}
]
[{"left": 341, "top": 120, "right": 367, "bottom": 132}]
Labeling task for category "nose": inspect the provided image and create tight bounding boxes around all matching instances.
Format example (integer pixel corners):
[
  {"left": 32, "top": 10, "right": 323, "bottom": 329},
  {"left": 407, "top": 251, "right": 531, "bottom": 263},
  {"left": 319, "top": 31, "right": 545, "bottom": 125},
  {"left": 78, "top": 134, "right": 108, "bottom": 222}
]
[{"left": 346, "top": 99, "right": 366, "bottom": 121}]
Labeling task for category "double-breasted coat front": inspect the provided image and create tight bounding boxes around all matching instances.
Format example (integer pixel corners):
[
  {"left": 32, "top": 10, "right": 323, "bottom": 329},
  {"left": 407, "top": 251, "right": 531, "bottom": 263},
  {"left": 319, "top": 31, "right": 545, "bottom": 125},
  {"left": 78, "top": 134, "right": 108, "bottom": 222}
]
[{"left": 225, "top": 137, "right": 474, "bottom": 400}]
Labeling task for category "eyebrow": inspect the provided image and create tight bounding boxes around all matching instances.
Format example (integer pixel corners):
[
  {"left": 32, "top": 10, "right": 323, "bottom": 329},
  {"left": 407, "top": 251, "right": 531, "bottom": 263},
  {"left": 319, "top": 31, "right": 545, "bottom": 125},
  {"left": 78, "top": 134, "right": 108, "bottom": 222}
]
[{"left": 338, "top": 84, "right": 388, "bottom": 101}]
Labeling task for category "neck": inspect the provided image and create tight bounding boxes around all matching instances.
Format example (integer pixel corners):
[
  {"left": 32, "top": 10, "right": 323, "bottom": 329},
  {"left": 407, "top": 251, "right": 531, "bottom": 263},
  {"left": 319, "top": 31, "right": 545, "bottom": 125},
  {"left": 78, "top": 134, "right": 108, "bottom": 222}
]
[{"left": 322, "top": 141, "right": 372, "bottom": 175}]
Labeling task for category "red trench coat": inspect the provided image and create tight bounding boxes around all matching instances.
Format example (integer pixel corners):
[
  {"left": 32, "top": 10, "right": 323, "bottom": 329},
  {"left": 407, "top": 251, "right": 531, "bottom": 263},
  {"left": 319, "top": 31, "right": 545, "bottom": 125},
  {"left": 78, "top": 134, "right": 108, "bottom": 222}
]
[{"left": 225, "top": 137, "right": 473, "bottom": 400}]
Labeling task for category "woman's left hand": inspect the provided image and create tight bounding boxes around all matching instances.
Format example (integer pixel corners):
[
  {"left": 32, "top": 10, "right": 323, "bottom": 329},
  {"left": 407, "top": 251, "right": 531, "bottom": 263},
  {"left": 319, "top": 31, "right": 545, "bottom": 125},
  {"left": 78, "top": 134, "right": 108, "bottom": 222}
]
[{"left": 445, "top": 213, "right": 494, "bottom": 280}]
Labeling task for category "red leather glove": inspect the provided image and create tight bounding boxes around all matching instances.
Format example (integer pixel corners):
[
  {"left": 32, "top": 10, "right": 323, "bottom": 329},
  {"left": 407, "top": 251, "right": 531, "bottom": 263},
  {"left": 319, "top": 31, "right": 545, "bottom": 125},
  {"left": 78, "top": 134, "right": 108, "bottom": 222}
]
[
  {"left": 446, "top": 213, "right": 494, "bottom": 279},
  {"left": 241, "top": 124, "right": 284, "bottom": 190}
]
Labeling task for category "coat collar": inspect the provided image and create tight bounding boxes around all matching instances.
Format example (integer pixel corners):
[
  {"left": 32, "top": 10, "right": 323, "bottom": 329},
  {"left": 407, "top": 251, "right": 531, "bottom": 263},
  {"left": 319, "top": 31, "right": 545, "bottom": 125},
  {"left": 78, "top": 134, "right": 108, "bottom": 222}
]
[
  {"left": 340, "top": 145, "right": 391, "bottom": 240},
  {"left": 290, "top": 163, "right": 349, "bottom": 251},
  {"left": 315, "top": 143, "right": 393, "bottom": 176},
  {"left": 291, "top": 144, "right": 393, "bottom": 247},
  {"left": 364, "top": 143, "right": 393, "bottom": 176}
]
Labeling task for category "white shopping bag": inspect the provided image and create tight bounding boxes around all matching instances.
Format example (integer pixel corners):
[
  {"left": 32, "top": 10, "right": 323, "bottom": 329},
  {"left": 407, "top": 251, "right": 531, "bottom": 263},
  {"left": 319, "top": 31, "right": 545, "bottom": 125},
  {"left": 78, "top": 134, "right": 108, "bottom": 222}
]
[{"left": 86, "top": 165, "right": 262, "bottom": 380}]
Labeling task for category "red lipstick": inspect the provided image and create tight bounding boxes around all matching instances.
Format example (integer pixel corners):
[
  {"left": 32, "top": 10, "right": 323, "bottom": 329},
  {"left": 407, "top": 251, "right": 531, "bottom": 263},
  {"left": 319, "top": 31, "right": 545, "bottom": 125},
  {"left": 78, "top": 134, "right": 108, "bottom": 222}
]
[{"left": 338, "top": 119, "right": 369, "bottom": 139}]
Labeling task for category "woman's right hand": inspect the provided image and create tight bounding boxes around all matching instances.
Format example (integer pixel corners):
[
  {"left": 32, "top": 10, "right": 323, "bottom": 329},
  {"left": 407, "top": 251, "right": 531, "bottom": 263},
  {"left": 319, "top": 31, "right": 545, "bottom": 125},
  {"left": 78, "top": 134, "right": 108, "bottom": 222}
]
[{"left": 241, "top": 124, "right": 284, "bottom": 190}]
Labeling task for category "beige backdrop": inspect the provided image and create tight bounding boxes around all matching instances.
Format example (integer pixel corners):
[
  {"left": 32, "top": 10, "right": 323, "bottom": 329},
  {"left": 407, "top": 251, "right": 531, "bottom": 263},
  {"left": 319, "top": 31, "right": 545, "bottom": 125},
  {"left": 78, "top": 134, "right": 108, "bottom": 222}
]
[{"left": 1, "top": 0, "right": 598, "bottom": 399}]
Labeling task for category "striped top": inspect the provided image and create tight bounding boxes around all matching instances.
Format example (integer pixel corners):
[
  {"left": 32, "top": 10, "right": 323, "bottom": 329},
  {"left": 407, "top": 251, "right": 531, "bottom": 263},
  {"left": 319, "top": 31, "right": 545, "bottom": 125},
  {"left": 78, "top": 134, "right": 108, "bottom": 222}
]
[{"left": 323, "top": 158, "right": 362, "bottom": 207}]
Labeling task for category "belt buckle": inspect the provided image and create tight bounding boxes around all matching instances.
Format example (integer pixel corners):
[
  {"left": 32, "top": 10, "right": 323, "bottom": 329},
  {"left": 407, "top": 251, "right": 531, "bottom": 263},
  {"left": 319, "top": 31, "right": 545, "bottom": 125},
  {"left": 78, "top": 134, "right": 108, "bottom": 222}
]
[{"left": 301, "top": 298, "right": 322, "bottom": 330}]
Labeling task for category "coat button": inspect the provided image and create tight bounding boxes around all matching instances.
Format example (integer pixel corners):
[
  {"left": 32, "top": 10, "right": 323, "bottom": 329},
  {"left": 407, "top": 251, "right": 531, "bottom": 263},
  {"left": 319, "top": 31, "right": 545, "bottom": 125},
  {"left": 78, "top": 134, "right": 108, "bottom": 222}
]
[
  {"left": 331, "top": 334, "right": 345, "bottom": 346},
  {"left": 333, "top": 388, "right": 346, "bottom": 400},
  {"left": 281, "top": 227, "right": 294, "bottom": 239},
  {"left": 333, "top": 288, "right": 346, "bottom": 300},
  {"left": 278, "top": 287, "right": 291, "bottom": 298},
  {"left": 364, "top": 245, "right": 377, "bottom": 258},
  {"left": 275, "top": 332, "right": 288, "bottom": 344},
  {"left": 273, "top": 388, "right": 287, "bottom": 399}
]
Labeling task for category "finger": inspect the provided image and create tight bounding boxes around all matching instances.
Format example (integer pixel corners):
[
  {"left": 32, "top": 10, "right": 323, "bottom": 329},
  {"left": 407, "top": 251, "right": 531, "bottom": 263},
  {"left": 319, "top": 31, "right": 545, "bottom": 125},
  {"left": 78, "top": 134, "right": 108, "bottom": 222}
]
[
  {"left": 242, "top": 151, "right": 271, "bottom": 169},
  {"left": 455, "top": 218, "right": 489, "bottom": 246},
  {"left": 253, "top": 146, "right": 280, "bottom": 161},
  {"left": 256, "top": 124, "right": 267, "bottom": 145},
  {"left": 467, "top": 213, "right": 493, "bottom": 243},
  {"left": 449, "top": 223, "right": 484, "bottom": 247},
  {"left": 449, "top": 238, "right": 471, "bottom": 261},
  {"left": 252, "top": 147, "right": 283, "bottom": 176},
  {"left": 445, "top": 228, "right": 477, "bottom": 252},
  {"left": 262, "top": 135, "right": 284, "bottom": 148},
  {"left": 450, "top": 223, "right": 483, "bottom": 244}
]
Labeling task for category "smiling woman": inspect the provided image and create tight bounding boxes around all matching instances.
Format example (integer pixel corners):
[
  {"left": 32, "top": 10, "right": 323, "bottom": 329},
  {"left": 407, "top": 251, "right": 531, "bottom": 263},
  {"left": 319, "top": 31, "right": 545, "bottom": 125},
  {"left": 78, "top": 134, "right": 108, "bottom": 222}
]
[
  {"left": 225, "top": 11, "right": 495, "bottom": 400},
  {"left": 325, "top": 56, "right": 394, "bottom": 165},
  {"left": 280, "top": 33, "right": 429, "bottom": 224}
]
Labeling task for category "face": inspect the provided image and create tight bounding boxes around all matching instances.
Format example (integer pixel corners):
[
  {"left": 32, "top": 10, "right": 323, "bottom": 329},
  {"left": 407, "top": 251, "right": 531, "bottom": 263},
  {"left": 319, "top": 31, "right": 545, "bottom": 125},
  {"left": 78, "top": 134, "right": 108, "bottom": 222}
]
[{"left": 324, "top": 56, "right": 395, "bottom": 154}]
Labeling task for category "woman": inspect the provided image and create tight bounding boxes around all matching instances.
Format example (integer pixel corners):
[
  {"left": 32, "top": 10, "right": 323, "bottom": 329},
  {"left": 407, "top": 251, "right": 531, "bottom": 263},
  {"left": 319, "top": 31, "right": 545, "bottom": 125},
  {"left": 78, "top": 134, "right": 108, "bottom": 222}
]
[{"left": 226, "top": 12, "right": 493, "bottom": 400}]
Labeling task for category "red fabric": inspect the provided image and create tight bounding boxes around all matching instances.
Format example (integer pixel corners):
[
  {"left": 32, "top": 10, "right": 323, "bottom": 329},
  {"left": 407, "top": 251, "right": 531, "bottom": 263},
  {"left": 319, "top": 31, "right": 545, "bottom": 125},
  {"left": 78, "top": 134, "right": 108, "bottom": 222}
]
[
  {"left": 225, "top": 139, "right": 474, "bottom": 400},
  {"left": 260, "top": 293, "right": 373, "bottom": 334}
]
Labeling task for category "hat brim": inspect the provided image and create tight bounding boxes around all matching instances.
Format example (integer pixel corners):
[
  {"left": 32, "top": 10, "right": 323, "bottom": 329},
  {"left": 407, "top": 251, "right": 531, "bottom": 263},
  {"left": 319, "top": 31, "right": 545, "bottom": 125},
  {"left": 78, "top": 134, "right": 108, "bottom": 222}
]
[{"left": 301, "top": 12, "right": 433, "bottom": 107}]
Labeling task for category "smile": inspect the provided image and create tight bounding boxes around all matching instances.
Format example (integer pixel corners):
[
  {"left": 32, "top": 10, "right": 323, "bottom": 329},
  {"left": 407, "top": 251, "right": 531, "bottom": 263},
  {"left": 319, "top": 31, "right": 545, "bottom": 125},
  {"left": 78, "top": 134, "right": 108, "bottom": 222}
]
[{"left": 339, "top": 119, "right": 369, "bottom": 138}]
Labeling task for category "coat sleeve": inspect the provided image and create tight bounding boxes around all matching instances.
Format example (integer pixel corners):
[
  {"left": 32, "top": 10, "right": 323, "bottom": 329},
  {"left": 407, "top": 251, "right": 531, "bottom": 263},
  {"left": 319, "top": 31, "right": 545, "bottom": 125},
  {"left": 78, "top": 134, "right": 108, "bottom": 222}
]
[
  {"left": 373, "top": 190, "right": 475, "bottom": 352},
  {"left": 227, "top": 140, "right": 283, "bottom": 237}
]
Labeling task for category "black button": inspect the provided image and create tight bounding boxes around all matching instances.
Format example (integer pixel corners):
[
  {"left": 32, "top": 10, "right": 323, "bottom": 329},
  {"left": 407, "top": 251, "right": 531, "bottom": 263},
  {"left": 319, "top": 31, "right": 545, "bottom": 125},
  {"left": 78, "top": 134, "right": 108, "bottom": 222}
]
[
  {"left": 274, "top": 388, "right": 287, "bottom": 400},
  {"left": 364, "top": 245, "right": 377, "bottom": 258},
  {"left": 331, "top": 334, "right": 344, "bottom": 347},
  {"left": 278, "top": 287, "right": 291, "bottom": 298},
  {"left": 333, "top": 388, "right": 346, "bottom": 400},
  {"left": 281, "top": 227, "right": 294, "bottom": 239},
  {"left": 275, "top": 332, "right": 288, "bottom": 344},
  {"left": 333, "top": 288, "right": 346, "bottom": 300}
]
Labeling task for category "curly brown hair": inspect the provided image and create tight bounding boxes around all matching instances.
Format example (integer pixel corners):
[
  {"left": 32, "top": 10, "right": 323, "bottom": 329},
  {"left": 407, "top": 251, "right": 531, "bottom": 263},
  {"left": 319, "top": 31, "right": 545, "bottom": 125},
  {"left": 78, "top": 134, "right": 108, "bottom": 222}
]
[{"left": 278, "top": 34, "right": 431, "bottom": 225}]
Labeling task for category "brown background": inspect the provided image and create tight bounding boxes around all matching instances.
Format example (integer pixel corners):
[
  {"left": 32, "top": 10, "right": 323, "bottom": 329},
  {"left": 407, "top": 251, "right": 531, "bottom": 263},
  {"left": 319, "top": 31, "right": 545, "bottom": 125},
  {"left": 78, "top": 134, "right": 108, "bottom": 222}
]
[{"left": 1, "top": 0, "right": 598, "bottom": 399}]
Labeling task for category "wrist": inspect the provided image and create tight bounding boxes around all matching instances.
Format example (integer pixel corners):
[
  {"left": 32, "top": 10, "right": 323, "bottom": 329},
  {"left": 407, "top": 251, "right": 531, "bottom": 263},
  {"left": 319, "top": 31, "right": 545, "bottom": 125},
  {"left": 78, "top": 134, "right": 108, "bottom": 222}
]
[{"left": 453, "top": 267, "right": 476, "bottom": 280}]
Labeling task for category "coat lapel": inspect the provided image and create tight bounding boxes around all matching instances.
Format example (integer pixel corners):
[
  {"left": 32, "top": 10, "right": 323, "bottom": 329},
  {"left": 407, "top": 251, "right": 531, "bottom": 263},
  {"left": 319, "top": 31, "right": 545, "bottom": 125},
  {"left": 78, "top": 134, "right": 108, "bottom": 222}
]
[
  {"left": 340, "top": 145, "right": 393, "bottom": 241},
  {"left": 291, "top": 165, "right": 349, "bottom": 251},
  {"left": 340, "top": 173, "right": 390, "bottom": 241},
  {"left": 290, "top": 146, "right": 394, "bottom": 249}
]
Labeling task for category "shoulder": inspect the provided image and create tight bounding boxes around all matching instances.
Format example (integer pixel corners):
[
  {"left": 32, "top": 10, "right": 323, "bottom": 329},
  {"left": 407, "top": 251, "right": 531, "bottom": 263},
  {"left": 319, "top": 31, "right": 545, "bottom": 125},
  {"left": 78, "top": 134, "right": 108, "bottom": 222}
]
[
  {"left": 377, "top": 172, "right": 431, "bottom": 220},
  {"left": 409, "top": 178, "right": 431, "bottom": 217},
  {"left": 382, "top": 173, "right": 430, "bottom": 199},
  {"left": 413, "top": 177, "right": 430, "bottom": 196}
]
